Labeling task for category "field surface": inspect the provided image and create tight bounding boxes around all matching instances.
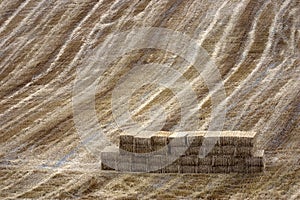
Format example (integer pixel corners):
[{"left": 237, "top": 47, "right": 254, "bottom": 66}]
[{"left": 0, "top": 0, "right": 299, "bottom": 199}]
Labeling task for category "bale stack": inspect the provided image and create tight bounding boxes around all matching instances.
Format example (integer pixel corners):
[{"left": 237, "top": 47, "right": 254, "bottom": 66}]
[{"left": 101, "top": 131, "right": 265, "bottom": 173}]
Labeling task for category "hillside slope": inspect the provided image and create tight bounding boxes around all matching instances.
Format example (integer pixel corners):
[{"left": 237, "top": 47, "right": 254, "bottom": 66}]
[{"left": 0, "top": 0, "right": 299, "bottom": 199}]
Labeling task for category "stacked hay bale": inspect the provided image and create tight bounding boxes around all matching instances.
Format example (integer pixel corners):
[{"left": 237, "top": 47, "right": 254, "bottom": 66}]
[{"left": 101, "top": 131, "right": 265, "bottom": 173}]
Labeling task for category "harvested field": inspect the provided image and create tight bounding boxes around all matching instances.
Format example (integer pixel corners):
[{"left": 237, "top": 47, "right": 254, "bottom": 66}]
[{"left": 0, "top": 0, "right": 299, "bottom": 199}]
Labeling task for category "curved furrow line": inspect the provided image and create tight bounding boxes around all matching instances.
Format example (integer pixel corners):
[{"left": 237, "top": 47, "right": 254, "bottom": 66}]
[
  {"left": 0, "top": 0, "right": 24, "bottom": 27},
  {"left": 7, "top": 172, "right": 58, "bottom": 200},
  {"left": 0, "top": 171, "right": 21, "bottom": 190},
  {"left": 231, "top": 57, "right": 293, "bottom": 129},
  {"left": 0, "top": 171, "right": 34, "bottom": 192},
  {"left": 0, "top": 0, "right": 121, "bottom": 117},
  {"left": 0, "top": 0, "right": 32, "bottom": 34},
  {"left": 110, "top": 0, "right": 269, "bottom": 133},
  {"left": 211, "top": 0, "right": 250, "bottom": 60},
  {"left": 197, "top": 1, "right": 228, "bottom": 45},
  {"left": 0, "top": 0, "right": 69, "bottom": 76},
  {"left": 16, "top": 114, "right": 75, "bottom": 157},
  {"left": 0, "top": 0, "right": 142, "bottom": 139},
  {"left": 0, "top": 1, "right": 92, "bottom": 87},
  {"left": 42, "top": 174, "right": 86, "bottom": 199},
  {"left": 0, "top": 87, "right": 72, "bottom": 142},
  {"left": 261, "top": 79, "right": 300, "bottom": 148},
  {"left": 0, "top": 0, "right": 102, "bottom": 112},
  {"left": 0, "top": 36, "right": 36, "bottom": 78},
  {"left": 220, "top": 0, "right": 271, "bottom": 84},
  {"left": 0, "top": 0, "right": 51, "bottom": 48},
  {"left": 1, "top": 101, "right": 73, "bottom": 148},
  {"left": 105, "top": 1, "right": 265, "bottom": 131},
  {"left": 223, "top": 0, "right": 293, "bottom": 115}
]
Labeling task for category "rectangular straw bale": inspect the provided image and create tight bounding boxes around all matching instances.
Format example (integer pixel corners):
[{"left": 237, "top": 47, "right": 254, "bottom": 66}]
[
  {"left": 117, "top": 161, "right": 132, "bottom": 172},
  {"left": 134, "top": 131, "right": 154, "bottom": 145},
  {"left": 151, "top": 131, "right": 172, "bottom": 146},
  {"left": 245, "top": 157, "right": 264, "bottom": 167},
  {"left": 132, "top": 163, "right": 148, "bottom": 172},
  {"left": 101, "top": 146, "right": 118, "bottom": 170},
  {"left": 212, "top": 166, "right": 230, "bottom": 173},
  {"left": 133, "top": 154, "right": 148, "bottom": 164},
  {"left": 169, "top": 132, "right": 187, "bottom": 147},
  {"left": 119, "top": 144, "right": 134, "bottom": 154},
  {"left": 212, "top": 155, "right": 238, "bottom": 166},
  {"left": 222, "top": 146, "right": 236, "bottom": 155},
  {"left": 246, "top": 166, "right": 264, "bottom": 173},
  {"left": 162, "top": 163, "right": 179, "bottom": 173},
  {"left": 152, "top": 145, "right": 169, "bottom": 155},
  {"left": 203, "top": 146, "right": 235, "bottom": 156},
  {"left": 235, "top": 146, "right": 253, "bottom": 157},
  {"left": 179, "top": 156, "right": 198, "bottom": 166},
  {"left": 204, "top": 131, "right": 257, "bottom": 146},
  {"left": 198, "top": 156, "right": 213, "bottom": 165},
  {"left": 101, "top": 156, "right": 117, "bottom": 171},
  {"left": 219, "top": 136, "right": 235, "bottom": 146},
  {"left": 131, "top": 154, "right": 148, "bottom": 172},
  {"left": 101, "top": 162, "right": 116, "bottom": 170},
  {"left": 186, "top": 131, "right": 205, "bottom": 146},
  {"left": 134, "top": 146, "right": 152, "bottom": 153},
  {"left": 196, "top": 165, "right": 212, "bottom": 173},
  {"left": 119, "top": 133, "right": 136, "bottom": 145},
  {"left": 230, "top": 164, "right": 247, "bottom": 173},
  {"left": 148, "top": 155, "right": 164, "bottom": 172},
  {"left": 159, "top": 155, "right": 179, "bottom": 172},
  {"left": 233, "top": 131, "right": 256, "bottom": 147},
  {"left": 169, "top": 146, "right": 187, "bottom": 156},
  {"left": 134, "top": 136, "right": 151, "bottom": 146},
  {"left": 245, "top": 151, "right": 264, "bottom": 166},
  {"left": 185, "top": 146, "right": 200, "bottom": 155},
  {"left": 116, "top": 154, "right": 132, "bottom": 171},
  {"left": 180, "top": 165, "right": 196, "bottom": 173}
]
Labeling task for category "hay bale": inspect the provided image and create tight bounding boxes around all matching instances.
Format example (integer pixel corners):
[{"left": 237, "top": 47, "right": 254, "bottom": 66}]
[
  {"left": 151, "top": 131, "right": 172, "bottom": 146},
  {"left": 131, "top": 154, "right": 149, "bottom": 172},
  {"left": 152, "top": 145, "right": 169, "bottom": 155},
  {"left": 232, "top": 131, "right": 256, "bottom": 147},
  {"left": 169, "top": 132, "right": 187, "bottom": 147},
  {"left": 235, "top": 147, "right": 253, "bottom": 157},
  {"left": 134, "top": 146, "right": 152, "bottom": 153},
  {"left": 119, "top": 133, "right": 136, "bottom": 146},
  {"left": 202, "top": 146, "right": 235, "bottom": 156},
  {"left": 169, "top": 146, "right": 188, "bottom": 156},
  {"left": 204, "top": 131, "right": 257, "bottom": 147},
  {"left": 132, "top": 163, "right": 148, "bottom": 172},
  {"left": 117, "top": 161, "right": 132, "bottom": 172},
  {"left": 212, "top": 156, "right": 238, "bottom": 166},
  {"left": 179, "top": 156, "right": 198, "bottom": 166},
  {"left": 187, "top": 131, "right": 205, "bottom": 146},
  {"left": 101, "top": 146, "right": 118, "bottom": 170},
  {"left": 116, "top": 154, "right": 132, "bottom": 171},
  {"left": 148, "top": 155, "right": 164, "bottom": 172},
  {"left": 119, "top": 144, "right": 134, "bottom": 154},
  {"left": 185, "top": 146, "right": 200, "bottom": 155},
  {"left": 246, "top": 166, "right": 264, "bottom": 173},
  {"left": 162, "top": 163, "right": 179, "bottom": 173},
  {"left": 101, "top": 162, "right": 116, "bottom": 171},
  {"left": 245, "top": 156, "right": 264, "bottom": 166},
  {"left": 134, "top": 131, "right": 154, "bottom": 145},
  {"left": 180, "top": 165, "right": 196, "bottom": 173},
  {"left": 198, "top": 157, "right": 213, "bottom": 165},
  {"left": 134, "top": 137, "right": 152, "bottom": 146},
  {"left": 133, "top": 154, "right": 148, "bottom": 163},
  {"left": 212, "top": 166, "right": 230, "bottom": 173},
  {"left": 230, "top": 164, "right": 247, "bottom": 173},
  {"left": 196, "top": 165, "right": 212, "bottom": 173}
]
